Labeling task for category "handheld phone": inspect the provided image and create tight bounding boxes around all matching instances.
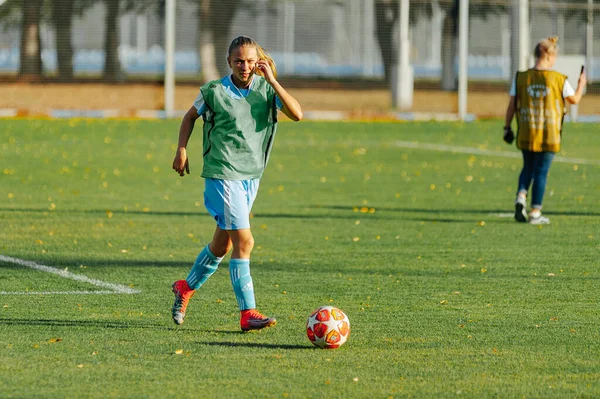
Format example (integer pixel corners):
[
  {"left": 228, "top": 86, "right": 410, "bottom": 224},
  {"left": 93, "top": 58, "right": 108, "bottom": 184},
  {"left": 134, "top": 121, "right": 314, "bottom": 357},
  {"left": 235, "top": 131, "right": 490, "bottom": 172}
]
[{"left": 581, "top": 65, "right": 585, "bottom": 75}]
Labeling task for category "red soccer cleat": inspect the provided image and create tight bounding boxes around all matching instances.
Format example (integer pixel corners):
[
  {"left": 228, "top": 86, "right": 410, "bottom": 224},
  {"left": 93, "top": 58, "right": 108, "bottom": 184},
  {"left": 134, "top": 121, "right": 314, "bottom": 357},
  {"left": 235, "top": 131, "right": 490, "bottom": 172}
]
[
  {"left": 240, "top": 309, "right": 276, "bottom": 332},
  {"left": 171, "top": 280, "right": 195, "bottom": 325}
]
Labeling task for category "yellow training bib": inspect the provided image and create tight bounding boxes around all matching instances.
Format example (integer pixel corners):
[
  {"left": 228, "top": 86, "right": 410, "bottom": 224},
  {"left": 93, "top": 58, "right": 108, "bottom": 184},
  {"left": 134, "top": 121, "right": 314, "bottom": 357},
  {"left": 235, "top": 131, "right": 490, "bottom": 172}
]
[{"left": 515, "top": 69, "right": 567, "bottom": 153}]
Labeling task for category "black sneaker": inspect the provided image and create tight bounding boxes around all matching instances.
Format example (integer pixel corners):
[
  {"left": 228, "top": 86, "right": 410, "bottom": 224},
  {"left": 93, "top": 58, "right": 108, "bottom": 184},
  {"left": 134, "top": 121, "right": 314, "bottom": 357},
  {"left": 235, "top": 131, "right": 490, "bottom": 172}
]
[{"left": 514, "top": 197, "right": 528, "bottom": 223}]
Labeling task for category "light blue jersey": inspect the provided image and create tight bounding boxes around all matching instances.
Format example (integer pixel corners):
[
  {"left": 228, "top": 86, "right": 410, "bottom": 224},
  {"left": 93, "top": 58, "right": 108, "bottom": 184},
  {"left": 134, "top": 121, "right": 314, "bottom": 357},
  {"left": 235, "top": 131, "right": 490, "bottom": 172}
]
[{"left": 193, "top": 74, "right": 283, "bottom": 116}]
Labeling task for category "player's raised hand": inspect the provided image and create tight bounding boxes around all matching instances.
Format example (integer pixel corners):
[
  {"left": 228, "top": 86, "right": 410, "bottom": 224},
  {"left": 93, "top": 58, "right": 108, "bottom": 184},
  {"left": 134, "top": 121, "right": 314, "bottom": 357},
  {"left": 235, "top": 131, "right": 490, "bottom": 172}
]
[
  {"left": 256, "top": 59, "right": 275, "bottom": 84},
  {"left": 578, "top": 68, "right": 587, "bottom": 89},
  {"left": 173, "top": 148, "right": 190, "bottom": 177}
]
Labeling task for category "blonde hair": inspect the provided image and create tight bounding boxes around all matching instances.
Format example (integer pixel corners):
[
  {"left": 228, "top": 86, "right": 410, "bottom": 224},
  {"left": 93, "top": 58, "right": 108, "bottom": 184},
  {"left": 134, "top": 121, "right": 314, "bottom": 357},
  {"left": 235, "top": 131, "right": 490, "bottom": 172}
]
[
  {"left": 228, "top": 36, "right": 277, "bottom": 78},
  {"left": 534, "top": 36, "right": 559, "bottom": 60}
]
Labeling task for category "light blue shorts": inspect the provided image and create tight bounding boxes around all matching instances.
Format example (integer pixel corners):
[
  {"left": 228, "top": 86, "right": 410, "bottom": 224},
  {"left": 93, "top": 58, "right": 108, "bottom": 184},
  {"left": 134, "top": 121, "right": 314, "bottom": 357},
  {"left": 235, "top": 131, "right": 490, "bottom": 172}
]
[{"left": 204, "top": 178, "right": 260, "bottom": 230}]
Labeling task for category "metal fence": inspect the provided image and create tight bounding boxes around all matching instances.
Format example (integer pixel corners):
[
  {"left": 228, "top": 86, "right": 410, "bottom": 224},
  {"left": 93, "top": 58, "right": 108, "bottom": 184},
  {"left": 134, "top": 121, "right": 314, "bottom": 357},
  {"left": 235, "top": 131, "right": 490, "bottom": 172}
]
[{"left": 1, "top": 0, "right": 598, "bottom": 115}]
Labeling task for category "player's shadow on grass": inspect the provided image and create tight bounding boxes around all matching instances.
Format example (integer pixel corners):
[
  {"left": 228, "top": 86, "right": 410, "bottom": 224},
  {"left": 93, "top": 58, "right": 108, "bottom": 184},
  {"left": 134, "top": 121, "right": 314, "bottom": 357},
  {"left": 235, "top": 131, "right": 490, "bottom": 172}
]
[
  {"left": 0, "top": 207, "right": 205, "bottom": 218},
  {"left": 3, "top": 205, "right": 600, "bottom": 220},
  {"left": 0, "top": 206, "right": 492, "bottom": 223},
  {"left": 314, "top": 205, "right": 600, "bottom": 218},
  {"left": 255, "top": 209, "right": 514, "bottom": 223},
  {"left": 0, "top": 317, "right": 179, "bottom": 330},
  {"left": 0, "top": 258, "right": 188, "bottom": 269},
  {"left": 201, "top": 341, "right": 311, "bottom": 350},
  {"left": 258, "top": 213, "right": 511, "bottom": 223}
]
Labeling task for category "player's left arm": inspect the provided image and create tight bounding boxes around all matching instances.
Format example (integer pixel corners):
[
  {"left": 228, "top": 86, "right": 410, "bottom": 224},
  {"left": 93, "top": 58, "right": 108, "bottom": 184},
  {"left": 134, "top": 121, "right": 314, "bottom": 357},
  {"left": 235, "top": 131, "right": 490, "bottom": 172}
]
[
  {"left": 256, "top": 60, "right": 303, "bottom": 121},
  {"left": 565, "top": 71, "right": 586, "bottom": 105}
]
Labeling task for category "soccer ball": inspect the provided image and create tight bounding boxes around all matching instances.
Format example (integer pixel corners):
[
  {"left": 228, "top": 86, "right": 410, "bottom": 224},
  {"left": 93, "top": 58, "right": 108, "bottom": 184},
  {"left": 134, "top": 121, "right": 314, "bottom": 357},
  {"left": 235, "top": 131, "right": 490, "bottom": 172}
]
[{"left": 306, "top": 306, "right": 350, "bottom": 349}]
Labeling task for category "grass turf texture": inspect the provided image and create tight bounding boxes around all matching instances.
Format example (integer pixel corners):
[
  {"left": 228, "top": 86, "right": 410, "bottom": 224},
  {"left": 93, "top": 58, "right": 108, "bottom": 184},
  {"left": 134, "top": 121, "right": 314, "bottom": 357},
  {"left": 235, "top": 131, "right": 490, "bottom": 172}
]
[{"left": 1, "top": 118, "right": 599, "bottom": 398}]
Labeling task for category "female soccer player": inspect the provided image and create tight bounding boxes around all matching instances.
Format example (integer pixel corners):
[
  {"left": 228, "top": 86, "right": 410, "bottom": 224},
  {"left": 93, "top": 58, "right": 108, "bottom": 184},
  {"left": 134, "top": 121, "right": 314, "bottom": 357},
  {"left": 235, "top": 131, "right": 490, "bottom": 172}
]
[
  {"left": 503, "top": 36, "right": 586, "bottom": 224},
  {"left": 170, "top": 36, "right": 302, "bottom": 330}
]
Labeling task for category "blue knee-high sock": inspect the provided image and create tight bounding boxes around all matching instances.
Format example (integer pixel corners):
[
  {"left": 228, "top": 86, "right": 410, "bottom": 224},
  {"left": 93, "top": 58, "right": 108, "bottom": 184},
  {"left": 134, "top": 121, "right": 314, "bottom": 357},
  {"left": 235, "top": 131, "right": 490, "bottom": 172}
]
[
  {"left": 186, "top": 245, "right": 223, "bottom": 290},
  {"left": 229, "top": 259, "right": 256, "bottom": 311}
]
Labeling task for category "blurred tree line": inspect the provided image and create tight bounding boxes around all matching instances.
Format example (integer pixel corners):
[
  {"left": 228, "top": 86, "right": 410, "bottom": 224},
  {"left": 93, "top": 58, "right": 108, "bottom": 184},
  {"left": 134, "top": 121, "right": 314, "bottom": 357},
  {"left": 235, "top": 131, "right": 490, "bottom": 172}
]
[
  {"left": 2, "top": 0, "right": 477, "bottom": 89},
  {"left": 375, "top": 0, "right": 506, "bottom": 90},
  {"left": 2, "top": 0, "right": 164, "bottom": 82},
  {"left": 1, "top": 0, "right": 242, "bottom": 82},
  {"left": 0, "top": 0, "right": 589, "bottom": 89}
]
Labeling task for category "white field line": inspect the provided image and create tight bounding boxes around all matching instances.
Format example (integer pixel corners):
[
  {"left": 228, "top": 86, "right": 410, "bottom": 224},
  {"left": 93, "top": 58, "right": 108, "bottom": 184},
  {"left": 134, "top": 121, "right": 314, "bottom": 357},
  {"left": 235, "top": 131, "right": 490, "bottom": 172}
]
[
  {"left": 0, "top": 254, "right": 141, "bottom": 295},
  {"left": 394, "top": 141, "right": 600, "bottom": 166},
  {"left": 490, "top": 213, "right": 515, "bottom": 218}
]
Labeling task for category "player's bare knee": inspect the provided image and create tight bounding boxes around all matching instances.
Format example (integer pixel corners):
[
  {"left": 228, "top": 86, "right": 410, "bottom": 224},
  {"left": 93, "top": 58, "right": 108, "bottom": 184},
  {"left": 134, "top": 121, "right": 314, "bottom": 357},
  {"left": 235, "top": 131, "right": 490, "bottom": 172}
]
[
  {"left": 210, "top": 241, "right": 231, "bottom": 257},
  {"left": 239, "top": 236, "right": 254, "bottom": 254}
]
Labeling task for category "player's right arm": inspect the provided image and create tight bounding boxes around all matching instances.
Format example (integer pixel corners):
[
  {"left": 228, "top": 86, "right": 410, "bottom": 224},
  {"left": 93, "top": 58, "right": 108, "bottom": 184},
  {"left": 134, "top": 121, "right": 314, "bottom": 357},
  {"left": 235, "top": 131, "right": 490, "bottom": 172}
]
[
  {"left": 173, "top": 106, "right": 201, "bottom": 176},
  {"left": 504, "top": 75, "right": 517, "bottom": 126},
  {"left": 504, "top": 96, "right": 516, "bottom": 128}
]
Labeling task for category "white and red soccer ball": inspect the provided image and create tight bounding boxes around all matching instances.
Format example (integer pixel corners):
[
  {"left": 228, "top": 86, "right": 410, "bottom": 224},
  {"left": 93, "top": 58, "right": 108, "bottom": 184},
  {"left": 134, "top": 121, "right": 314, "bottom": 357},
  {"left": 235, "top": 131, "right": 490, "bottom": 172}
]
[{"left": 306, "top": 306, "right": 350, "bottom": 349}]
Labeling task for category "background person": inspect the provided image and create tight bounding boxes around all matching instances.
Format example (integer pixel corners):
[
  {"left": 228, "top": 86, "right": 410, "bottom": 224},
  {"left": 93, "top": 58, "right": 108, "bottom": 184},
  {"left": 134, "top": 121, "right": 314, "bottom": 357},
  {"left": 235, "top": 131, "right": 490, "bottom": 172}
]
[
  {"left": 503, "top": 36, "right": 586, "bottom": 225},
  {"left": 170, "top": 36, "right": 302, "bottom": 331}
]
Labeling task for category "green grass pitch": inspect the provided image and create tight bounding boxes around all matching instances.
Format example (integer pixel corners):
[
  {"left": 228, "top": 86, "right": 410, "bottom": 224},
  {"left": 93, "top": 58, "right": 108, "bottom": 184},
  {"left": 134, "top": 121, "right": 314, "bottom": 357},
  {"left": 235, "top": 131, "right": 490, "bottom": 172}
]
[{"left": 1, "top": 118, "right": 599, "bottom": 398}]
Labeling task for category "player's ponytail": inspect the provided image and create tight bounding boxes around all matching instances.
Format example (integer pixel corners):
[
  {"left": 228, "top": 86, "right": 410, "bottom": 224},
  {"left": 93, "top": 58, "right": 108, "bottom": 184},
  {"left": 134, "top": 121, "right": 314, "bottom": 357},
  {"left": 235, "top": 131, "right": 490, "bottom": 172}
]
[{"left": 228, "top": 35, "right": 277, "bottom": 79}]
